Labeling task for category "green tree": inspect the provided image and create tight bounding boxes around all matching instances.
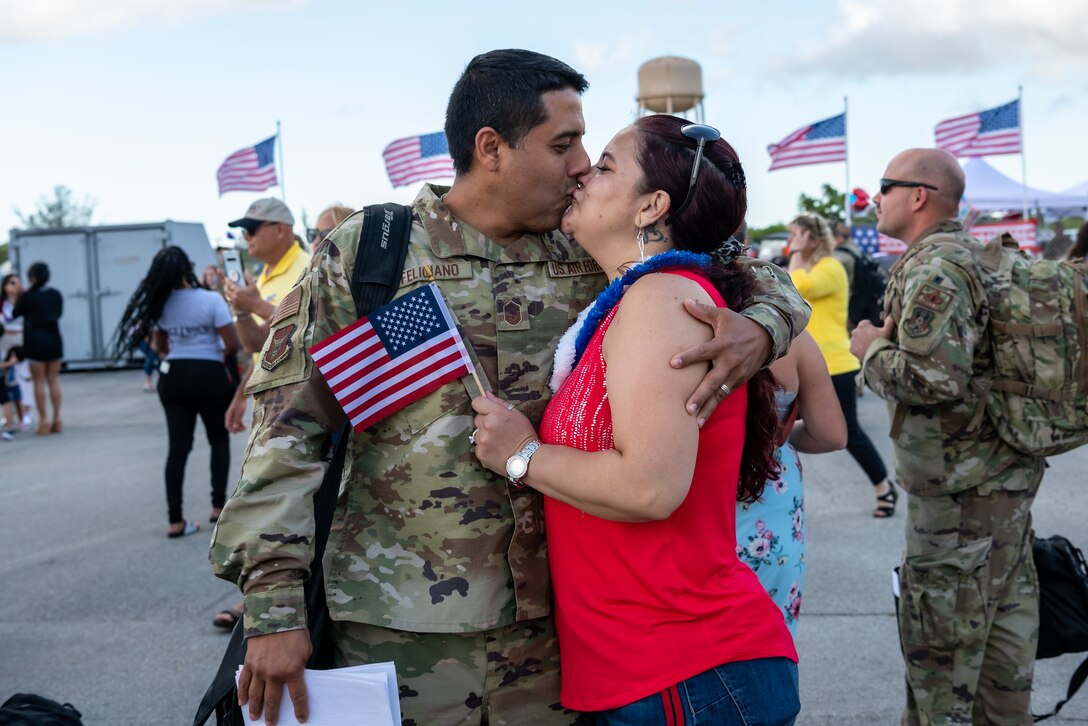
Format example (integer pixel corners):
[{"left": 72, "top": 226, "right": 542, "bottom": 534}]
[
  {"left": 747, "top": 223, "right": 788, "bottom": 244},
  {"left": 798, "top": 183, "right": 846, "bottom": 226},
  {"left": 14, "top": 185, "right": 96, "bottom": 229}
]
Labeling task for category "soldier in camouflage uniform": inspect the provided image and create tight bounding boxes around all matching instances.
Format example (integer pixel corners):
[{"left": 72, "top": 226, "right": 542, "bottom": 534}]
[
  {"left": 211, "top": 49, "right": 811, "bottom": 726},
  {"left": 851, "top": 148, "right": 1045, "bottom": 726}
]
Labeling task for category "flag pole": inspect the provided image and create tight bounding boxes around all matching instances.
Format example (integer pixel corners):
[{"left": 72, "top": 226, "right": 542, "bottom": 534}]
[
  {"left": 1018, "top": 87, "right": 1027, "bottom": 221},
  {"left": 276, "top": 120, "right": 287, "bottom": 204},
  {"left": 843, "top": 96, "right": 852, "bottom": 227}
]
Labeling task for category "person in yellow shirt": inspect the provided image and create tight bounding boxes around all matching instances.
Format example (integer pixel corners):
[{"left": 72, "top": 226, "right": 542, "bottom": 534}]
[
  {"left": 787, "top": 212, "right": 896, "bottom": 517},
  {"left": 212, "top": 201, "right": 351, "bottom": 630}
]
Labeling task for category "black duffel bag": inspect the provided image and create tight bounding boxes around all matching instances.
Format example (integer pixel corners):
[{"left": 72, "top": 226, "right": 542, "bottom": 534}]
[{"left": 0, "top": 693, "right": 82, "bottom": 725}]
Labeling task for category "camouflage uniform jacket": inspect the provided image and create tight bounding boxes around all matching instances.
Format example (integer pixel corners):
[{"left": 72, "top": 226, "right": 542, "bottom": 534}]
[
  {"left": 210, "top": 184, "right": 811, "bottom": 637},
  {"left": 859, "top": 220, "right": 1032, "bottom": 498}
]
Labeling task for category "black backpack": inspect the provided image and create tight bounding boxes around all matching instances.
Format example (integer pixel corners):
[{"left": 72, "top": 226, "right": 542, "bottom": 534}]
[
  {"left": 1032, "top": 535, "right": 1088, "bottom": 721},
  {"left": 0, "top": 694, "right": 82, "bottom": 725},
  {"left": 838, "top": 245, "right": 888, "bottom": 326}
]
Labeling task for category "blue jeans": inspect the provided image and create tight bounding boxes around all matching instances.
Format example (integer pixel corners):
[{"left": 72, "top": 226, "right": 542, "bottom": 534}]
[
  {"left": 137, "top": 339, "right": 159, "bottom": 377},
  {"left": 596, "top": 657, "right": 800, "bottom": 726}
]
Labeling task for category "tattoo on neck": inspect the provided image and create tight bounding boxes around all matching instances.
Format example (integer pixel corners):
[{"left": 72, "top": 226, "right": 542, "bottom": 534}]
[{"left": 644, "top": 223, "right": 666, "bottom": 244}]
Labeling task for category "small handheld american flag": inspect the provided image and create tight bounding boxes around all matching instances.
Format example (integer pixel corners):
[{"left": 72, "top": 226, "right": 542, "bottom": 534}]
[{"left": 310, "top": 283, "right": 475, "bottom": 432}]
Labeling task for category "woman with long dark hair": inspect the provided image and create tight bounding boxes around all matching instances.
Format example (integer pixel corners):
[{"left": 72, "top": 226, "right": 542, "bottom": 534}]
[
  {"left": 13, "top": 262, "right": 64, "bottom": 434},
  {"left": 471, "top": 115, "right": 799, "bottom": 724},
  {"left": 113, "top": 246, "right": 239, "bottom": 538}
]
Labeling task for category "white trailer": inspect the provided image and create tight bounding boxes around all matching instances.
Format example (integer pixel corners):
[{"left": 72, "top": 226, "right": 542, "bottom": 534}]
[{"left": 8, "top": 221, "right": 217, "bottom": 369}]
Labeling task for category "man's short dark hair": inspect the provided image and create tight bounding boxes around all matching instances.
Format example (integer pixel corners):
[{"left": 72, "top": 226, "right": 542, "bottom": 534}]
[{"left": 445, "top": 49, "right": 588, "bottom": 175}]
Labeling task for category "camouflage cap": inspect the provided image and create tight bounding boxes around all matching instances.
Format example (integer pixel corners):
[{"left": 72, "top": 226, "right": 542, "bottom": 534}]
[{"left": 229, "top": 197, "right": 295, "bottom": 228}]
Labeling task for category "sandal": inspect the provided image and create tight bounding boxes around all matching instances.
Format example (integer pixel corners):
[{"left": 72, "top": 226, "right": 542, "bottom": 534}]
[
  {"left": 873, "top": 482, "right": 898, "bottom": 518},
  {"left": 213, "top": 608, "right": 242, "bottom": 630},
  {"left": 167, "top": 520, "right": 200, "bottom": 538}
]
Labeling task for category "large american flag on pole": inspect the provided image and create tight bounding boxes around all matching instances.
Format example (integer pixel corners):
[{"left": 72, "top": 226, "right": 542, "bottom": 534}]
[
  {"left": 216, "top": 136, "right": 278, "bottom": 195},
  {"left": 309, "top": 283, "right": 474, "bottom": 433},
  {"left": 767, "top": 113, "right": 847, "bottom": 171},
  {"left": 383, "top": 131, "right": 456, "bottom": 188},
  {"left": 934, "top": 99, "right": 1021, "bottom": 157}
]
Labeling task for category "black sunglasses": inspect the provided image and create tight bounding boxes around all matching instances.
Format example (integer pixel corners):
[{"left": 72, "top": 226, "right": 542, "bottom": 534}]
[
  {"left": 240, "top": 221, "right": 273, "bottom": 237},
  {"left": 666, "top": 123, "right": 722, "bottom": 225},
  {"left": 308, "top": 227, "right": 333, "bottom": 242},
  {"left": 879, "top": 178, "right": 939, "bottom": 196}
]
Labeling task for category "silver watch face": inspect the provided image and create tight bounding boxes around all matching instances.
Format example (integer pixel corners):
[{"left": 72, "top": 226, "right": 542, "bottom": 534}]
[{"left": 506, "top": 455, "right": 528, "bottom": 480}]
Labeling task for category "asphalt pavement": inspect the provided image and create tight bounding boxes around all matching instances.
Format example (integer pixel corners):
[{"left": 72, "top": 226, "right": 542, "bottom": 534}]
[{"left": 1, "top": 370, "right": 1086, "bottom": 724}]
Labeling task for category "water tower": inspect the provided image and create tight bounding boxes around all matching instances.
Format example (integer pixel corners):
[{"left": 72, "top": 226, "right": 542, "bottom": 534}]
[{"left": 636, "top": 56, "right": 705, "bottom": 122}]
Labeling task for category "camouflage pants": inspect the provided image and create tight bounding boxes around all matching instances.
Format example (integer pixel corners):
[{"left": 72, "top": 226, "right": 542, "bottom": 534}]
[
  {"left": 331, "top": 616, "right": 583, "bottom": 726},
  {"left": 898, "top": 460, "right": 1044, "bottom": 726}
]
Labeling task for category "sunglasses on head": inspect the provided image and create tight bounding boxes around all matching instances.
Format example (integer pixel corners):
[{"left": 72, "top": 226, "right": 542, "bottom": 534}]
[
  {"left": 666, "top": 123, "right": 722, "bottom": 225},
  {"left": 879, "top": 178, "right": 939, "bottom": 196}
]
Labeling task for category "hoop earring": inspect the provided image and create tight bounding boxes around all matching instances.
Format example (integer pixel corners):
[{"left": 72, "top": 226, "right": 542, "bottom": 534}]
[{"left": 636, "top": 227, "right": 647, "bottom": 262}]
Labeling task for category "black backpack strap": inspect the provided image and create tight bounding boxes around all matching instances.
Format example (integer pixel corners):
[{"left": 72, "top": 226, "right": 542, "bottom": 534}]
[
  {"left": 312, "top": 203, "right": 413, "bottom": 552},
  {"left": 193, "top": 203, "right": 414, "bottom": 726},
  {"left": 306, "top": 203, "right": 413, "bottom": 667},
  {"left": 352, "top": 203, "right": 414, "bottom": 313},
  {"left": 1034, "top": 655, "right": 1088, "bottom": 722}
]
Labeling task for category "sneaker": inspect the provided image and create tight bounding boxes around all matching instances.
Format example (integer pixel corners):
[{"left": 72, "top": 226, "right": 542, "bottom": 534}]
[
  {"left": 1, "top": 431, "right": 14, "bottom": 441},
  {"left": 21, "top": 413, "right": 33, "bottom": 431}
]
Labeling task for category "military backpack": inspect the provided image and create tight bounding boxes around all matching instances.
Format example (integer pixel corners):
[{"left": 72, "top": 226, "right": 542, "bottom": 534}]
[
  {"left": 935, "top": 233, "right": 1088, "bottom": 457},
  {"left": 838, "top": 245, "right": 889, "bottom": 326}
]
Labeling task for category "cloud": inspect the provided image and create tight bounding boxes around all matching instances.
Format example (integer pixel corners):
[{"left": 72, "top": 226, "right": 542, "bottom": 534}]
[
  {"left": 773, "top": 0, "right": 1088, "bottom": 80},
  {"left": 0, "top": 0, "right": 307, "bottom": 41},
  {"left": 571, "top": 32, "right": 653, "bottom": 75}
]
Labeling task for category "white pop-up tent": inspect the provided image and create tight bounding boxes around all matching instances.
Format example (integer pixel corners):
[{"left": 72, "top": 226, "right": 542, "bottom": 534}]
[
  {"left": 963, "top": 158, "right": 1088, "bottom": 212},
  {"left": 1062, "top": 179, "right": 1088, "bottom": 200}
]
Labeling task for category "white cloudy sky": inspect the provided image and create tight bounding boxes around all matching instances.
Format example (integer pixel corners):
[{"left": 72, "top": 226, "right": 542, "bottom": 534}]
[{"left": 2, "top": 0, "right": 1086, "bottom": 245}]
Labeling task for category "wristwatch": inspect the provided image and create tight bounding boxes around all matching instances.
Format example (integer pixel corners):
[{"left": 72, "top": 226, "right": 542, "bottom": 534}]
[{"left": 505, "top": 440, "right": 541, "bottom": 485}]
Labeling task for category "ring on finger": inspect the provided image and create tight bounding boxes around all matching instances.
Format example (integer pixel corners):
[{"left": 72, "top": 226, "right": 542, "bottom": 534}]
[
  {"left": 469, "top": 428, "right": 479, "bottom": 445},
  {"left": 506, "top": 401, "right": 514, "bottom": 411},
  {"left": 718, "top": 382, "right": 732, "bottom": 398}
]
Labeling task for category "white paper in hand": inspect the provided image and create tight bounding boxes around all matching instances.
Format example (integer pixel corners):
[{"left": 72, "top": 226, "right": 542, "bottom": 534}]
[{"left": 235, "top": 664, "right": 397, "bottom": 726}]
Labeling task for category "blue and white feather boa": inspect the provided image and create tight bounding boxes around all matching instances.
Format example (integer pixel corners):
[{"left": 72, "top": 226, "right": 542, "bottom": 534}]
[{"left": 548, "top": 250, "right": 712, "bottom": 393}]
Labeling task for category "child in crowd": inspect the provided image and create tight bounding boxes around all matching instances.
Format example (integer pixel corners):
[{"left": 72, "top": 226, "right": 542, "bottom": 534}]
[{"left": 1, "top": 346, "right": 26, "bottom": 440}]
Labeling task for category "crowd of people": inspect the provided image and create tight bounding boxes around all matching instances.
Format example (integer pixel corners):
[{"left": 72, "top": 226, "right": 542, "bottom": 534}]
[
  {"left": 5, "top": 46, "right": 1085, "bottom": 726},
  {"left": 0, "top": 264, "right": 64, "bottom": 440}
]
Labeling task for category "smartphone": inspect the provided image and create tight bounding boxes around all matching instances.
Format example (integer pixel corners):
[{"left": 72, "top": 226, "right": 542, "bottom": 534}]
[{"left": 221, "top": 249, "right": 246, "bottom": 286}]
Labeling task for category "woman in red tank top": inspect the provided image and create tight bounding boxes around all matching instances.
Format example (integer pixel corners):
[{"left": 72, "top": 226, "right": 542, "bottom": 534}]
[{"left": 471, "top": 116, "right": 800, "bottom": 725}]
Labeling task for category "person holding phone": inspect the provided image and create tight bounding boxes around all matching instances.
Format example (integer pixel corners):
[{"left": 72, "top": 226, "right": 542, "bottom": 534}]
[{"left": 211, "top": 202, "right": 352, "bottom": 630}]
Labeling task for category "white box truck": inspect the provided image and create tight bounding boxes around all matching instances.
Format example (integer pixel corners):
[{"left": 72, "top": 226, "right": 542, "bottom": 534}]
[{"left": 8, "top": 221, "right": 218, "bottom": 369}]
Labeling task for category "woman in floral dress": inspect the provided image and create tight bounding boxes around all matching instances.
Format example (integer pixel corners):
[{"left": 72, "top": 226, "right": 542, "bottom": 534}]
[{"left": 737, "top": 330, "right": 846, "bottom": 635}]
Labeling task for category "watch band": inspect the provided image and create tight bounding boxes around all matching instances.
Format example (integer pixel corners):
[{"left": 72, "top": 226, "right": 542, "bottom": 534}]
[{"left": 506, "top": 439, "right": 541, "bottom": 485}]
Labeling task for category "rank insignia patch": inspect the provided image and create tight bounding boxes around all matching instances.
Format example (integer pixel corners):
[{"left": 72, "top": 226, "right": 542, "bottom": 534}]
[
  {"left": 501, "top": 298, "right": 524, "bottom": 326},
  {"left": 904, "top": 307, "right": 935, "bottom": 338},
  {"left": 262, "top": 324, "right": 296, "bottom": 371}
]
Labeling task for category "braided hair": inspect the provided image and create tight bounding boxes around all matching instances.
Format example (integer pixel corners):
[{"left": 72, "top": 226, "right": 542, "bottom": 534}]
[{"left": 111, "top": 246, "right": 202, "bottom": 361}]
